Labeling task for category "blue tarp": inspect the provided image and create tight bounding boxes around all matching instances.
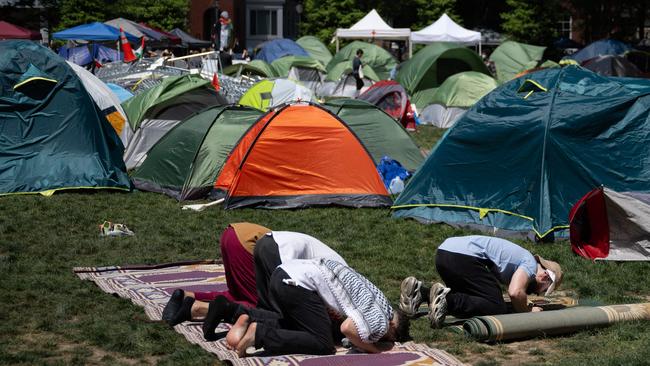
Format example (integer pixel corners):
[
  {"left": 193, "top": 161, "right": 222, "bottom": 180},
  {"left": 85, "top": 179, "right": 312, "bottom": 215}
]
[
  {"left": 568, "top": 39, "right": 633, "bottom": 63},
  {"left": 53, "top": 22, "right": 139, "bottom": 42},
  {"left": 377, "top": 156, "right": 410, "bottom": 190},
  {"left": 58, "top": 45, "right": 92, "bottom": 65},
  {"left": 254, "top": 38, "right": 309, "bottom": 64},
  {"left": 107, "top": 83, "right": 133, "bottom": 102},
  {"left": 58, "top": 44, "right": 122, "bottom": 65}
]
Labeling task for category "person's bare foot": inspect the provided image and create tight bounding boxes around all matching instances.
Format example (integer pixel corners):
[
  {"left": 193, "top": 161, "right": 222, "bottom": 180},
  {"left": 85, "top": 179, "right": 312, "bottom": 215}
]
[
  {"left": 226, "top": 314, "right": 249, "bottom": 350},
  {"left": 236, "top": 322, "right": 257, "bottom": 357}
]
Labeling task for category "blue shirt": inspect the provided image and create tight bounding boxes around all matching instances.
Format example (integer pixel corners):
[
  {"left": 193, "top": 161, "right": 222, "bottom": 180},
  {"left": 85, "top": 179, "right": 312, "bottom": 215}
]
[{"left": 438, "top": 236, "right": 537, "bottom": 284}]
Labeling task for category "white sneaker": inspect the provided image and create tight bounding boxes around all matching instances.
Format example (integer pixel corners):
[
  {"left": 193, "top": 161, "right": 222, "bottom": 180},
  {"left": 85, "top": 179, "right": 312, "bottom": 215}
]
[
  {"left": 427, "top": 282, "right": 451, "bottom": 328},
  {"left": 399, "top": 276, "right": 423, "bottom": 317}
]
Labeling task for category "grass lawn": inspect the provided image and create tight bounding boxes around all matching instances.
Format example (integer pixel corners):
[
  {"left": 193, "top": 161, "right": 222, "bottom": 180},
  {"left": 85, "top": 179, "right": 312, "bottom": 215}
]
[{"left": 2, "top": 126, "right": 650, "bottom": 365}]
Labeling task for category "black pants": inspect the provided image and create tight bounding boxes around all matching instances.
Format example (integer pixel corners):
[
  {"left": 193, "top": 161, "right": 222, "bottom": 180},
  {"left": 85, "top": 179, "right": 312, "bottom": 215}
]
[
  {"left": 253, "top": 235, "right": 282, "bottom": 311},
  {"left": 251, "top": 268, "right": 336, "bottom": 355},
  {"left": 435, "top": 249, "right": 508, "bottom": 317},
  {"left": 354, "top": 74, "right": 364, "bottom": 90}
]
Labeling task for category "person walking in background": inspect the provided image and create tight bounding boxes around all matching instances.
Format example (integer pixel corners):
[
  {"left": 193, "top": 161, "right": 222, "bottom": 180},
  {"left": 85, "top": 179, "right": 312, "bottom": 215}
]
[
  {"left": 352, "top": 49, "right": 364, "bottom": 96},
  {"left": 399, "top": 235, "right": 562, "bottom": 328}
]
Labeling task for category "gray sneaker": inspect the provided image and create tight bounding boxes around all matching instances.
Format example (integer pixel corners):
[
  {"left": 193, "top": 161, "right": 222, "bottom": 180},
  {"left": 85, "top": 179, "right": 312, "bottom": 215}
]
[
  {"left": 427, "top": 282, "right": 451, "bottom": 328},
  {"left": 399, "top": 276, "right": 423, "bottom": 317}
]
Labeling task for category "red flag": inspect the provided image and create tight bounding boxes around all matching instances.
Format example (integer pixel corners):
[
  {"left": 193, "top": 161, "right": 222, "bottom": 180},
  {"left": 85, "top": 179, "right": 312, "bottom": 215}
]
[
  {"left": 211, "top": 73, "right": 220, "bottom": 91},
  {"left": 119, "top": 27, "right": 137, "bottom": 63}
]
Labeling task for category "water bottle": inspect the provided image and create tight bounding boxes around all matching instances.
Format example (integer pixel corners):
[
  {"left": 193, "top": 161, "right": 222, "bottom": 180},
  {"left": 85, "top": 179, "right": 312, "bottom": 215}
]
[{"left": 389, "top": 177, "right": 404, "bottom": 194}]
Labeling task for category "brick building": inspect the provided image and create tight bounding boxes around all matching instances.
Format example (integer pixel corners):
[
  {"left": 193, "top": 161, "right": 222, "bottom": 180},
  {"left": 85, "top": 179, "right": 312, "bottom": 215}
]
[{"left": 189, "top": 0, "right": 302, "bottom": 51}]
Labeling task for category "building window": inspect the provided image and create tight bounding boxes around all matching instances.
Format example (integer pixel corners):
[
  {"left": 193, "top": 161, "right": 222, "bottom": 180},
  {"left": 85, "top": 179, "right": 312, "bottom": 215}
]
[
  {"left": 250, "top": 9, "right": 278, "bottom": 36},
  {"left": 558, "top": 16, "right": 572, "bottom": 39}
]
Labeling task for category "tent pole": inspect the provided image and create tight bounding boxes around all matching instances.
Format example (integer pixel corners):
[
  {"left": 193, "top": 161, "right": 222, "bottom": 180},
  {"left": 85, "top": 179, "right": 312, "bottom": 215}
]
[
  {"left": 336, "top": 37, "right": 339, "bottom": 52},
  {"left": 479, "top": 41, "right": 482, "bottom": 56},
  {"left": 409, "top": 38, "right": 412, "bottom": 58}
]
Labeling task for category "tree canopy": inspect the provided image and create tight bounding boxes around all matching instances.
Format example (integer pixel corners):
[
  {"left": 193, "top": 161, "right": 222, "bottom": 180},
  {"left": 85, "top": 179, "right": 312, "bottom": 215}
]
[
  {"left": 300, "top": 0, "right": 458, "bottom": 45},
  {"left": 11, "top": 0, "right": 189, "bottom": 32}
]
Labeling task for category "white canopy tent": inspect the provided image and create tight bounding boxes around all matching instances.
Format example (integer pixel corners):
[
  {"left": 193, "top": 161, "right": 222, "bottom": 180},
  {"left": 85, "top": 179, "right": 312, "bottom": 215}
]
[
  {"left": 412, "top": 13, "right": 482, "bottom": 54},
  {"left": 335, "top": 9, "right": 412, "bottom": 57}
]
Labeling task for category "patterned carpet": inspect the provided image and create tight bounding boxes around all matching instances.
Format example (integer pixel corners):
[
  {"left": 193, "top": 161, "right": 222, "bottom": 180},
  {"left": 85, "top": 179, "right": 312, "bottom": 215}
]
[{"left": 74, "top": 260, "right": 465, "bottom": 366}]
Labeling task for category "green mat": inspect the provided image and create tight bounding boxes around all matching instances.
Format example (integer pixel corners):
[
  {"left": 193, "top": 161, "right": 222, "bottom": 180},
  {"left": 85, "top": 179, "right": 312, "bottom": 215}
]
[{"left": 460, "top": 303, "right": 650, "bottom": 342}]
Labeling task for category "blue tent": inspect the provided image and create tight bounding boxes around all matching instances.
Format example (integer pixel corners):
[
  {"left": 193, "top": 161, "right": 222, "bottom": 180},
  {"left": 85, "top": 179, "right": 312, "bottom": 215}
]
[
  {"left": 107, "top": 83, "right": 134, "bottom": 102},
  {"left": 58, "top": 44, "right": 122, "bottom": 65},
  {"left": 254, "top": 38, "right": 309, "bottom": 64},
  {"left": 568, "top": 39, "right": 633, "bottom": 63},
  {"left": 53, "top": 22, "right": 139, "bottom": 42}
]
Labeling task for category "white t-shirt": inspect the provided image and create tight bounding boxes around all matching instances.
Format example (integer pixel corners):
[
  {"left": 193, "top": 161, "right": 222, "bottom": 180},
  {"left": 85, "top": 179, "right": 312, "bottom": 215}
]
[{"left": 270, "top": 231, "right": 347, "bottom": 265}]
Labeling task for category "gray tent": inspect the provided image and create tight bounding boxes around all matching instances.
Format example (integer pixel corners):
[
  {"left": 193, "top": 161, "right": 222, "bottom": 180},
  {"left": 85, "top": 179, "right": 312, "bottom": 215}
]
[{"left": 170, "top": 28, "right": 211, "bottom": 49}]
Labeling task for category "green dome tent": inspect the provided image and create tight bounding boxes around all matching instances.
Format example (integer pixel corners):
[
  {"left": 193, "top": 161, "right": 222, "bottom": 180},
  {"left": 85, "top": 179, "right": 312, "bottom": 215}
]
[
  {"left": 396, "top": 42, "right": 489, "bottom": 95},
  {"left": 324, "top": 99, "right": 424, "bottom": 171},
  {"left": 271, "top": 55, "right": 326, "bottom": 91},
  {"left": 489, "top": 41, "right": 546, "bottom": 83},
  {"left": 418, "top": 71, "right": 498, "bottom": 128},
  {"left": 326, "top": 41, "right": 397, "bottom": 81},
  {"left": 222, "top": 60, "right": 276, "bottom": 78},
  {"left": 393, "top": 66, "right": 650, "bottom": 238},
  {"left": 319, "top": 41, "right": 394, "bottom": 98},
  {"left": 0, "top": 40, "right": 131, "bottom": 196},
  {"left": 296, "top": 36, "right": 333, "bottom": 67},
  {"left": 272, "top": 55, "right": 326, "bottom": 76},
  {"left": 132, "top": 105, "right": 262, "bottom": 200},
  {"left": 239, "top": 78, "right": 314, "bottom": 111},
  {"left": 121, "top": 74, "right": 227, "bottom": 169}
]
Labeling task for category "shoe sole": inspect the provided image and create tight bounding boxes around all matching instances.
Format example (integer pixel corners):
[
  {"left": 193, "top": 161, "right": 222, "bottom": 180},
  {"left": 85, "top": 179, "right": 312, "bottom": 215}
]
[
  {"left": 427, "top": 283, "right": 450, "bottom": 328},
  {"left": 399, "top": 276, "right": 422, "bottom": 317}
]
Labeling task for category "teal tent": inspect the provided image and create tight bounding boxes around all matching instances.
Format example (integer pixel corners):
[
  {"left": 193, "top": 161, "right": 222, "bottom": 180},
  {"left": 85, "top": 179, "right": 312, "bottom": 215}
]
[
  {"left": 324, "top": 99, "right": 424, "bottom": 171},
  {"left": 489, "top": 41, "right": 546, "bottom": 83},
  {"left": 132, "top": 105, "right": 262, "bottom": 200},
  {"left": 0, "top": 40, "right": 131, "bottom": 196},
  {"left": 393, "top": 66, "right": 650, "bottom": 238},
  {"left": 397, "top": 43, "right": 489, "bottom": 95}
]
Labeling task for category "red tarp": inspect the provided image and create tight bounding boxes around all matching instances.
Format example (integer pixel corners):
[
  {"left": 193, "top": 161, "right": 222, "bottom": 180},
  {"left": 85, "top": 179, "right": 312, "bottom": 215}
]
[{"left": 0, "top": 21, "right": 41, "bottom": 40}]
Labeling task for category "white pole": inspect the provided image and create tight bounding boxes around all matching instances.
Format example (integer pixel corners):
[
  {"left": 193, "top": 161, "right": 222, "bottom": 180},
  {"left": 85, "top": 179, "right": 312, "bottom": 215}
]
[
  {"left": 479, "top": 40, "right": 482, "bottom": 56},
  {"left": 336, "top": 37, "right": 339, "bottom": 52}
]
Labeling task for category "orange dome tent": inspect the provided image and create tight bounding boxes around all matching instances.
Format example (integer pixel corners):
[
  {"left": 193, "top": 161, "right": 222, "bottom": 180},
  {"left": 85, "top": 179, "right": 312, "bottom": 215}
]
[{"left": 215, "top": 103, "right": 391, "bottom": 209}]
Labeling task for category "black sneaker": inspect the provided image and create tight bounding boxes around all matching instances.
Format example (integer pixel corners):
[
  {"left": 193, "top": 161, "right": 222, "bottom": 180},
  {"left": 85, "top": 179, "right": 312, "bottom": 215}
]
[{"left": 161, "top": 289, "right": 184, "bottom": 323}]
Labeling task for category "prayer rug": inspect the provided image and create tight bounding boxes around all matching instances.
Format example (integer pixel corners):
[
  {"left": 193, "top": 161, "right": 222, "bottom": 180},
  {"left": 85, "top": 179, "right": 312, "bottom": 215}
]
[{"left": 74, "top": 260, "right": 465, "bottom": 366}]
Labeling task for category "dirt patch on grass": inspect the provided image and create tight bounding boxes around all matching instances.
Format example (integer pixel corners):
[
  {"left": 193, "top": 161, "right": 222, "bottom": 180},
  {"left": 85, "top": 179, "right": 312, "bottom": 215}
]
[
  {"left": 13, "top": 331, "right": 160, "bottom": 365},
  {"left": 444, "top": 339, "right": 557, "bottom": 365}
]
